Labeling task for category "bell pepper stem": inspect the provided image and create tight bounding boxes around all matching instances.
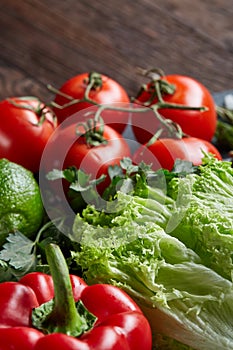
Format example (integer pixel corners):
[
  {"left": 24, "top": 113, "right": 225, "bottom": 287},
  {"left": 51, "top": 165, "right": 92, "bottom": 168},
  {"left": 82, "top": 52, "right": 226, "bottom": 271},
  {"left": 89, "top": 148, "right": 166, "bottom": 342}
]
[{"left": 44, "top": 243, "right": 85, "bottom": 336}]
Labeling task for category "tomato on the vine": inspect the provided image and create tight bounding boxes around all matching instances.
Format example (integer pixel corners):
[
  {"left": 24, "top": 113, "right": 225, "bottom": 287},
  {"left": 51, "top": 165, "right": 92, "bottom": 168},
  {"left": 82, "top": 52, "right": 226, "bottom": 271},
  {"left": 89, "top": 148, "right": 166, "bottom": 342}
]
[
  {"left": 132, "top": 74, "right": 217, "bottom": 144},
  {"left": 42, "top": 117, "right": 131, "bottom": 194},
  {"left": 0, "top": 97, "right": 57, "bottom": 173},
  {"left": 132, "top": 137, "right": 222, "bottom": 171},
  {"left": 51, "top": 72, "right": 130, "bottom": 134}
]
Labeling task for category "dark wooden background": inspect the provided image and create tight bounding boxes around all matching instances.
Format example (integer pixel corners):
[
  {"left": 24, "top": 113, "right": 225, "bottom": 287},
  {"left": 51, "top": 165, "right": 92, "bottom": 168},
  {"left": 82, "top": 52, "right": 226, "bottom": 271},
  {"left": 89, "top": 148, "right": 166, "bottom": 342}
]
[{"left": 1, "top": 0, "right": 233, "bottom": 103}]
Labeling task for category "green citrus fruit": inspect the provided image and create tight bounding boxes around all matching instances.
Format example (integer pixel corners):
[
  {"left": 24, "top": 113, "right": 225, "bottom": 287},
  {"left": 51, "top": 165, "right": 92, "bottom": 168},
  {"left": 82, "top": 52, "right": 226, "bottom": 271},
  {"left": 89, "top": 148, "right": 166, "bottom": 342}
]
[{"left": 0, "top": 158, "right": 44, "bottom": 246}]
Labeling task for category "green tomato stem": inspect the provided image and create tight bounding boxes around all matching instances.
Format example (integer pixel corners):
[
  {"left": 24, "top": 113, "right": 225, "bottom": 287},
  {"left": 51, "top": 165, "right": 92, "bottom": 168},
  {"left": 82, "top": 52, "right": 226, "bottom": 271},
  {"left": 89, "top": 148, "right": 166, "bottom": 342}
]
[
  {"left": 7, "top": 97, "right": 57, "bottom": 126},
  {"left": 47, "top": 69, "right": 207, "bottom": 140}
]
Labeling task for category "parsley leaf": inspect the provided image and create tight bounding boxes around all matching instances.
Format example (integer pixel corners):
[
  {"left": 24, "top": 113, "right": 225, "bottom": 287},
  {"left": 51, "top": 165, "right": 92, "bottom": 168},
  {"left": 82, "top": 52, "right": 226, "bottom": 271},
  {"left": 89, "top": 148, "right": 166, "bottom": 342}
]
[{"left": 0, "top": 231, "right": 36, "bottom": 279}]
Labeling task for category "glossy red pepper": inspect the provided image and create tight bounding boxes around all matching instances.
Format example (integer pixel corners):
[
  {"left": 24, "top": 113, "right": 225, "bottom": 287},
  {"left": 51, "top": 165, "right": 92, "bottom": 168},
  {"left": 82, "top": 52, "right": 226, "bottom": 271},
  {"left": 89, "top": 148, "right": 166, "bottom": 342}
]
[{"left": 0, "top": 244, "right": 152, "bottom": 350}]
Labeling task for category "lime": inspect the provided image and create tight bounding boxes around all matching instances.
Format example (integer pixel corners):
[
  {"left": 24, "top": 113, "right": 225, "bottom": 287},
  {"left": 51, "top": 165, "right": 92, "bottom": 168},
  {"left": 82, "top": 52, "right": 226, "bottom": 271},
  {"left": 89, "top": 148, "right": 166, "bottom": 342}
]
[{"left": 0, "top": 158, "right": 44, "bottom": 246}]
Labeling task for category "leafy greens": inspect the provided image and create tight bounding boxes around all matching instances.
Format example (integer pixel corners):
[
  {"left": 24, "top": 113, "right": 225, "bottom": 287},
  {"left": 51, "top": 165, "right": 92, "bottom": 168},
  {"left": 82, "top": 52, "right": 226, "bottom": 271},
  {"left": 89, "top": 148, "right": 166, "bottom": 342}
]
[{"left": 72, "top": 154, "right": 233, "bottom": 350}]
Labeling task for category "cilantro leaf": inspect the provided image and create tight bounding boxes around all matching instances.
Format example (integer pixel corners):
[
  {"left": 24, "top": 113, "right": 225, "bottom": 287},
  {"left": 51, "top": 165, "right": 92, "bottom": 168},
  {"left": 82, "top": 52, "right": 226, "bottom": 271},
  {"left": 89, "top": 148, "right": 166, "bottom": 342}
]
[
  {"left": 46, "top": 166, "right": 106, "bottom": 212},
  {"left": 172, "top": 159, "right": 198, "bottom": 175},
  {"left": 119, "top": 157, "right": 139, "bottom": 175}
]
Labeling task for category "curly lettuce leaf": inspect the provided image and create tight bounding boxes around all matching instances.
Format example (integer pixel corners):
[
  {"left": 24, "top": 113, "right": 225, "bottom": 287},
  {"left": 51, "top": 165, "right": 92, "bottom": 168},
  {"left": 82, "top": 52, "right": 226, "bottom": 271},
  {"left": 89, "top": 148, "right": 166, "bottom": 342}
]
[
  {"left": 166, "top": 155, "right": 233, "bottom": 279},
  {"left": 72, "top": 216, "right": 233, "bottom": 350},
  {"left": 71, "top": 155, "right": 233, "bottom": 349}
]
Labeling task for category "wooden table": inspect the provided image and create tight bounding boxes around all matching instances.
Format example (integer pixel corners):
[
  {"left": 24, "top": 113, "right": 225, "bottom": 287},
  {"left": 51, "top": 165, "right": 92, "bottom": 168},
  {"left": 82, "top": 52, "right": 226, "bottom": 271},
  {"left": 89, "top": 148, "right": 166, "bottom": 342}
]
[{"left": 1, "top": 0, "right": 233, "bottom": 103}]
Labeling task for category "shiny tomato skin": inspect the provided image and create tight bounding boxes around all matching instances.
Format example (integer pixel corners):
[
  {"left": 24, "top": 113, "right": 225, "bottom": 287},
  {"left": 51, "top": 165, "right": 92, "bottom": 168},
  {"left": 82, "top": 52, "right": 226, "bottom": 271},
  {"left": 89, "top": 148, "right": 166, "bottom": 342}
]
[
  {"left": 53, "top": 72, "right": 130, "bottom": 133},
  {"left": 43, "top": 122, "right": 131, "bottom": 193},
  {"left": 0, "top": 97, "right": 57, "bottom": 173},
  {"left": 132, "top": 75, "right": 217, "bottom": 144},
  {"left": 132, "top": 137, "right": 222, "bottom": 171}
]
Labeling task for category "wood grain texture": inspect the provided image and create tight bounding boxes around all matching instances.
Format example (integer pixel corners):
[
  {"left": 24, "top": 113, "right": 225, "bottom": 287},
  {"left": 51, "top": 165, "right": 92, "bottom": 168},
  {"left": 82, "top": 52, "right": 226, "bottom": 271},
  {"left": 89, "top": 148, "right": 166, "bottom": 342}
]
[{"left": 1, "top": 0, "right": 232, "bottom": 102}]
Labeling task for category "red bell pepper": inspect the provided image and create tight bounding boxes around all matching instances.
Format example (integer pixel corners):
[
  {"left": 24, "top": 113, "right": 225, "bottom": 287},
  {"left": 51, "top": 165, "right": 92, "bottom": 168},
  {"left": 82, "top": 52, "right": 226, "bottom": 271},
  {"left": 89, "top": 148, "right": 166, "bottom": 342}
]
[{"left": 0, "top": 243, "right": 152, "bottom": 349}]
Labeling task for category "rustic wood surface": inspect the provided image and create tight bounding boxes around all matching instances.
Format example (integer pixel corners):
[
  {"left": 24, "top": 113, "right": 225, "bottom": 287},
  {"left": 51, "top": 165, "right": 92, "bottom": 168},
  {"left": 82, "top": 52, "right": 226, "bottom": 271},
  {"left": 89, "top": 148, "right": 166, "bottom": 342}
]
[{"left": 1, "top": 0, "right": 233, "bottom": 103}]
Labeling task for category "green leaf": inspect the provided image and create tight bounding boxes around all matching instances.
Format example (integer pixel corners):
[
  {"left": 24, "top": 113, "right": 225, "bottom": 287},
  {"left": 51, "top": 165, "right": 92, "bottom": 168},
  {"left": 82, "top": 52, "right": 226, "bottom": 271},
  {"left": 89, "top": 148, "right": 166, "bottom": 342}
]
[
  {"left": 69, "top": 174, "right": 106, "bottom": 192},
  {"left": 119, "top": 157, "right": 139, "bottom": 175},
  {"left": 108, "top": 164, "right": 124, "bottom": 180},
  {"left": 32, "top": 299, "right": 96, "bottom": 335},
  {"left": 46, "top": 166, "right": 106, "bottom": 212},
  {"left": 172, "top": 159, "right": 198, "bottom": 175},
  {"left": 46, "top": 169, "right": 65, "bottom": 181},
  {"left": 72, "top": 155, "right": 233, "bottom": 349},
  {"left": 73, "top": 217, "right": 233, "bottom": 350},
  {"left": 46, "top": 166, "right": 93, "bottom": 185},
  {"left": 32, "top": 298, "right": 54, "bottom": 333},
  {"left": 76, "top": 299, "right": 97, "bottom": 332},
  {"left": 47, "top": 166, "right": 106, "bottom": 194},
  {"left": 0, "top": 231, "right": 36, "bottom": 274}
]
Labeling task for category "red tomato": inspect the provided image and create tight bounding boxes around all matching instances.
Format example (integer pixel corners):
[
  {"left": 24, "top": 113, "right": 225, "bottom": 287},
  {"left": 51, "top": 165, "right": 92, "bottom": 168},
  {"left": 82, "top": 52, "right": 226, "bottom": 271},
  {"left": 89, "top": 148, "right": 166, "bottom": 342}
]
[
  {"left": 132, "top": 137, "right": 222, "bottom": 171},
  {"left": 52, "top": 72, "right": 130, "bottom": 133},
  {"left": 132, "top": 75, "right": 217, "bottom": 144},
  {"left": 0, "top": 97, "right": 57, "bottom": 173},
  {"left": 42, "top": 120, "right": 131, "bottom": 194}
]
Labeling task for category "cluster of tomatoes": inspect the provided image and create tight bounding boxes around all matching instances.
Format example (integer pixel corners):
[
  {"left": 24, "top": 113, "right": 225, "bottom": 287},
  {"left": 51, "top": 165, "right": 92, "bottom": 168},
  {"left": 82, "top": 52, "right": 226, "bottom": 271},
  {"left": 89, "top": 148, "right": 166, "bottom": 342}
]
[{"left": 0, "top": 69, "right": 222, "bottom": 194}]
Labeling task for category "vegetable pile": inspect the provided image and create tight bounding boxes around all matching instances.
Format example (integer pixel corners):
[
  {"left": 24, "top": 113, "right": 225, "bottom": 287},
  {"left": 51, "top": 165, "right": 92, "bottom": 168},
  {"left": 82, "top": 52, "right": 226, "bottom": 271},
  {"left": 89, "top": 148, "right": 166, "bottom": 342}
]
[{"left": 0, "top": 67, "right": 233, "bottom": 349}]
